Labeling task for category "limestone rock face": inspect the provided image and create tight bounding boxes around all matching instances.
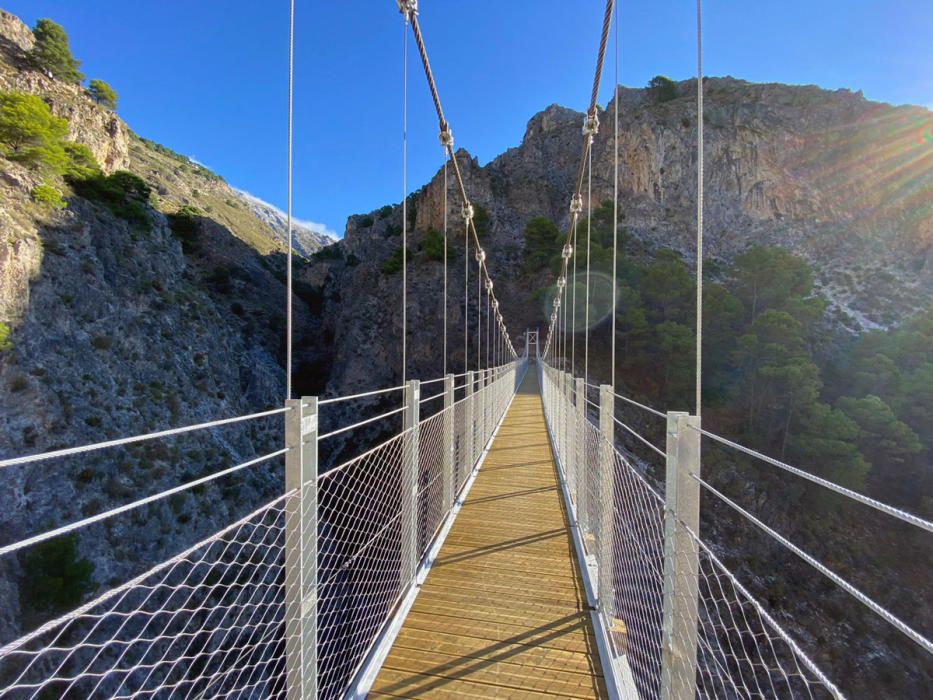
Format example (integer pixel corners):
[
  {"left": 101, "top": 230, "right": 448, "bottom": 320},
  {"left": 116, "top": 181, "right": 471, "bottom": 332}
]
[
  {"left": 0, "top": 162, "right": 43, "bottom": 323},
  {"left": 0, "top": 10, "right": 34, "bottom": 54},
  {"left": 317, "top": 79, "right": 932, "bottom": 402}
]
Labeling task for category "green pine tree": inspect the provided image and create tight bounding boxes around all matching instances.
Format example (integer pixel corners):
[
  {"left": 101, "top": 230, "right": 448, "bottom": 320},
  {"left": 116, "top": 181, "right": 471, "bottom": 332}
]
[
  {"left": 87, "top": 79, "right": 118, "bottom": 110},
  {"left": 30, "top": 19, "right": 83, "bottom": 84},
  {"left": 0, "top": 92, "right": 69, "bottom": 172}
]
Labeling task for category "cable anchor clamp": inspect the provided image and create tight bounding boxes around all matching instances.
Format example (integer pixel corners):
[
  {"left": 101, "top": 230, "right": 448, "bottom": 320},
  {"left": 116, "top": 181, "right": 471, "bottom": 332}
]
[
  {"left": 439, "top": 123, "right": 454, "bottom": 148},
  {"left": 562, "top": 243, "right": 573, "bottom": 260},
  {"left": 582, "top": 109, "right": 600, "bottom": 140},
  {"left": 570, "top": 194, "right": 583, "bottom": 215},
  {"left": 396, "top": 0, "right": 418, "bottom": 21},
  {"left": 461, "top": 202, "right": 474, "bottom": 223}
]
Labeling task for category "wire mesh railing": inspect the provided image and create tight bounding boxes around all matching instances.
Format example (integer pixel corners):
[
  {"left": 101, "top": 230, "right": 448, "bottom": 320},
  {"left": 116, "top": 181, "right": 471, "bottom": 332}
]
[
  {"left": 0, "top": 495, "right": 290, "bottom": 699},
  {"left": 539, "top": 360, "right": 845, "bottom": 699},
  {"left": 0, "top": 358, "right": 527, "bottom": 700}
]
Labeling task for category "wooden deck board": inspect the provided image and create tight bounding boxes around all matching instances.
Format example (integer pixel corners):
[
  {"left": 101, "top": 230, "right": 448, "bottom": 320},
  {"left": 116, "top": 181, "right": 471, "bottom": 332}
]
[{"left": 370, "top": 369, "right": 606, "bottom": 698}]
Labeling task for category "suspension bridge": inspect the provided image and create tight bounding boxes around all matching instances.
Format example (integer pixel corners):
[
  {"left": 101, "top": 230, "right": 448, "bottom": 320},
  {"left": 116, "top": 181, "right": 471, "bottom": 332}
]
[{"left": 0, "top": 1, "right": 931, "bottom": 698}]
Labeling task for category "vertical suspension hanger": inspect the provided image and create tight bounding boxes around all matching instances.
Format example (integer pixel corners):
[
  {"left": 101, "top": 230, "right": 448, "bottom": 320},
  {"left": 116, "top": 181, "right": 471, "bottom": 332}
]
[
  {"left": 570, "top": 193, "right": 583, "bottom": 376},
  {"left": 583, "top": 108, "right": 598, "bottom": 388},
  {"left": 476, "top": 249, "right": 482, "bottom": 372},
  {"left": 285, "top": 0, "right": 295, "bottom": 401},
  {"left": 695, "top": 0, "right": 705, "bottom": 419},
  {"left": 610, "top": 0, "right": 619, "bottom": 392},
  {"left": 463, "top": 201, "right": 472, "bottom": 374},
  {"left": 399, "top": 0, "right": 416, "bottom": 384},
  {"left": 440, "top": 124, "right": 454, "bottom": 377}
]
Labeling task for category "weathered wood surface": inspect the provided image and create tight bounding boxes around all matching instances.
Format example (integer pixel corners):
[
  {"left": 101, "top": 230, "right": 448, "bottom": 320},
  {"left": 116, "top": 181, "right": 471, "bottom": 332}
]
[{"left": 370, "top": 370, "right": 606, "bottom": 698}]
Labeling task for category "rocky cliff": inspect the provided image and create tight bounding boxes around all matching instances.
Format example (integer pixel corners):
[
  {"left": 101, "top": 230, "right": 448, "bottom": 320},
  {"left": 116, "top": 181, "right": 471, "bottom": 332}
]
[
  {"left": 0, "top": 11, "right": 330, "bottom": 640},
  {"left": 304, "top": 79, "right": 932, "bottom": 401}
]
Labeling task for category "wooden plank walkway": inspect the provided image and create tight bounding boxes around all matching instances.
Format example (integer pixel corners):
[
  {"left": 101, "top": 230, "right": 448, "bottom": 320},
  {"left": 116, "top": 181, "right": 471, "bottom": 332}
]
[{"left": 370, "top": 369, "right": 607, "bottom": 698}]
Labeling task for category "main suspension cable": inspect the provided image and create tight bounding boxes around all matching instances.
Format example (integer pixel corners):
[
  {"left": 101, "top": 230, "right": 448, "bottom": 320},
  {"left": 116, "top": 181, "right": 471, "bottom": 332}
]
[
  {"left": 408, "top": 9, "right": 517, "bottom": 358},
  {"left": 541, "top": 0, "right": 614, "bottom": 361}
]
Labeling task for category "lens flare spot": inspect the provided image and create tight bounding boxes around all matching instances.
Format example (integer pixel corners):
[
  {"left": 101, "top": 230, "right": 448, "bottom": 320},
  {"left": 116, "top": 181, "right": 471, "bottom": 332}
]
[{"left": 540, "top": 272, "right": 616, "bottom": 331}]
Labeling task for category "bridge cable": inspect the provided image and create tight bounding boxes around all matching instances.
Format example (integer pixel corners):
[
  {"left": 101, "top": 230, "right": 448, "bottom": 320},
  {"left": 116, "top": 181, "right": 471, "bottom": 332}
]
[
  {"left": 285, "top": 0, "right": 295, "bottom": 401},
  {"left": 562, "top": 273, "right": 567, "bottom": 368},
  {"left": 408, "top": 11, "right": 517, "bottom": 359},
  {"left": 0, "top": 448, "right": 289, "bottom": 557},
  {"left": 694, "top": 474, "right": 933, "bottom": 654},
  {"left": 695, "top": 0, "right": 704, "bottom": 417},
  {"left": 400, "top": 9, "right": 410, "bottom": 384},
  {"left": 689, "top": 424, "right": 933, "bottom": 533},
  {"left": 610, "top": 0, "right": 619, "bottom": 390},
  {"left": 464, "top": 215, "right": 469, "bottom": 373},
  {"left": 477, "top": 254, "right": 481, "bottom": 370},
  {"left": 571, "top": 214, "right": 577, "bottom": 374},
  {"left": 443, "top": 157, "right": 448, "bottom": 375},
  {"left": 0, "top": 406, "right": 290, "bottom": 470},
  {"left": 584, "top": 139, "right": 593, "bottom": 386},
  {"left": 486, "top": 289, "right": 492, "bottom": 368},
  {"left": 542, "top": 0, "right": 614, "bottom": 361}
]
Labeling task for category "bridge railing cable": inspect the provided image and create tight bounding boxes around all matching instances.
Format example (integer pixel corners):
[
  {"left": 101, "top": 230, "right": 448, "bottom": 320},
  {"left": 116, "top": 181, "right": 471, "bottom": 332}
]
[
  {"left": 0, "top": 406, "right": 291, "bottom": 470},
  {"left": 0, "top": 493, "right": 292, "bottom": 699},
  {"left": 0, "top": 448, "right": 289, "bottom": 557},
  {"left": 691, "top": 425, "right": 933, "bottom": 534},
  {"left": 693, "top": 474, "right": 933, "bottom": 655}
]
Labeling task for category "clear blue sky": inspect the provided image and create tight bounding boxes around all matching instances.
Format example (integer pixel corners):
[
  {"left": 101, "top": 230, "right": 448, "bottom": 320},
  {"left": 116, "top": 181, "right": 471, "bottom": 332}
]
[{"left": 6, "top": 1, "right": 931, "bottom": 238}]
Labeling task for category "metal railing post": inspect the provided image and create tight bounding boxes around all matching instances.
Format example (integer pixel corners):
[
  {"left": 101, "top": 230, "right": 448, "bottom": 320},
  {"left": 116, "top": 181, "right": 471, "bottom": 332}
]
[
  {"left": 660, "top": 411, "right": 702, "bottom": 700},
  {"left": 575, "top": 377, "right": 588, "bottom": 534},
  {"left": 442, "top": 374, "right": 455, "bottom": 510},
  {"left": 562, "top": 372, "right": 571, "bottom": 466},
  {"left": 598, "top": 385, "right": 614, "bottom": 618},
  {"left": 555, "top": 370, "right": 563, "bottom": 462},
  {"left": 481, "top": 369, "right": 488, "bottom": 445},
  {"left": 565, "top": 373, "right": 574, "bottom": 472},
  {"left": 487, "top": 369, "right": 494, "bottom": 437},
  {"left": 400, "top": 380, "right": 420, "bottom": 587},
  {"left": 465, "top": 370, "right": 475, "bottom": 467},
  {"left": 285, "top": 396, "right": 318, "bottom": 700}
]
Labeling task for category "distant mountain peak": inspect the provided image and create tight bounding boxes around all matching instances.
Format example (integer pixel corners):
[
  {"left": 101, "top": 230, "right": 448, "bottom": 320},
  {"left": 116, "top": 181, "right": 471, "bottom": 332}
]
[{"left": 234, "top": 190, "right": 337, "bottom": 257}]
